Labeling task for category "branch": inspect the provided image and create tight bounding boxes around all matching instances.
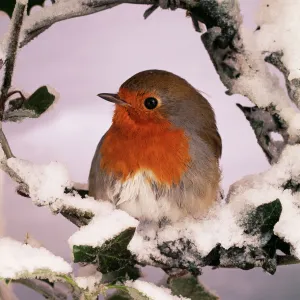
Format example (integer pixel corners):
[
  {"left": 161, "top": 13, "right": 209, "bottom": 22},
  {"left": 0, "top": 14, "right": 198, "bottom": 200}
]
[
  {"left": 192, "top": 0, "right": 300, "bottom": 154},
  {"left": 17, "top": 0, "right": 201, "bottom": 49},
  {"left": 19, "top": 0, "right": 145, "bottom": 48},
  {"left": 0, "top": 124, "right": 14, "bottom": 158},
  {"left": 265, "top": 51, "right": 300, "bottom": 111},
  {"left": 0, "top": 0, "right": 27, "bottom": 120},
  {"left": 236, "top": 104, "right": 286, "bottom": 164},
  {"left": 15, "top": 279, "right": 68, "bottom": 300}
]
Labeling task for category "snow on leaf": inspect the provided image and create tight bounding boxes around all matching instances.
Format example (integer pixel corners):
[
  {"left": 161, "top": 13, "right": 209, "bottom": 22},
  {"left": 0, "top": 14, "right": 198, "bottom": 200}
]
[
  {"left": 0, "top": 237, "right": 72, "bottom": 280},
  {"left": 71, "top": 225, "right": 137, "bottom": 274},
  {"left": 7, "top": 157, "right": 114, "bottom": 218},
  {"left": 75, "top": 271, "right": 102, "bottom": 292},
  {"left": 241, "top": 199, "right": 282, "bottom": 237}
]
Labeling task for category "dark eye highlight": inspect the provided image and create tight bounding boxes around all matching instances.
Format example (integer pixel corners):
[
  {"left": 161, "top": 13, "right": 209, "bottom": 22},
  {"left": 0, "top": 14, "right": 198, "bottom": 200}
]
[{"left": 144, "top": 97, "right": 158, "bottom": 110}]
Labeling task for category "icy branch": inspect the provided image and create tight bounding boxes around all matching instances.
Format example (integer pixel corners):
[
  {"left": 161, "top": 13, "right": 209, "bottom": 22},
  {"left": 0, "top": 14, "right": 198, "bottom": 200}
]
[{"left": 6, "top": 147, "right": 300, "bottom": 277}]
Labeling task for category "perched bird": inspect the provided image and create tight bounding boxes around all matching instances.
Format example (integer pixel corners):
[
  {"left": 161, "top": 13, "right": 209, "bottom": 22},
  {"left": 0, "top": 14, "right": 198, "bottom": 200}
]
[{"left": 89, "top": 70, "right": 222, "bottom": 223}]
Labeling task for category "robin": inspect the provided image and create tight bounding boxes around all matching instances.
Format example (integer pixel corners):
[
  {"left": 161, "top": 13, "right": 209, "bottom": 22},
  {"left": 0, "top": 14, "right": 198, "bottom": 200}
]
[{"left": 88, "top": 70, "right": 222, "bottom": 223}]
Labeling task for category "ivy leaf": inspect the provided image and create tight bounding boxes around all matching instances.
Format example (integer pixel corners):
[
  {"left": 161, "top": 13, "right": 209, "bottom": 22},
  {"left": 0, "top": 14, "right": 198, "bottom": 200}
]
[
  {"left": 102, "top": 265, "right": 141, "bottom": 285},
  {"left": 242, "top": 199, "right": 282, "bottom": 237},
  {"left": 4, "top": 86, "right": 56, "bottom": 122},
  {"left": 73, "top": 228, "right": 136, "bottom": 274},
  {"left": 169, "top": 274, "right": 219, "bottom": 300},
  {"left": 0, "top": 0, "right": 48, "bottom": 18}
]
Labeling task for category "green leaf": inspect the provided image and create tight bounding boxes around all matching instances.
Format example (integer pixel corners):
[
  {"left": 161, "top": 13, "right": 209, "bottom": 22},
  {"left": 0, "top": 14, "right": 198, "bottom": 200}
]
[
  {"left": 106, "top": 292, "right": 132, "bottom": 300},
  {"left": 102, "top": 266, "right": 141, "bottom": 284},
  {"left": 73, "top": 228, "right": 136, "bottom": 274},
  {"left": 4, "top": 86, "right": 56, "bottom": 122},
  {"left": 169, "top": 274, "right": 219, "bottom": 300},
  {"left": 23, "top": 86, "right": 55, "bottom": 115},
  {"left": 106, "top": 285, "right": 150, "bottom": 300},
  {"left": 0, "top": 0, "right": 47, "bottom": 18},
  {"left": 124, "top": 287, "right": 150, "bottom": 300},
  {"left": 242, "top": 199, "right": 282, "bottom": 236}
]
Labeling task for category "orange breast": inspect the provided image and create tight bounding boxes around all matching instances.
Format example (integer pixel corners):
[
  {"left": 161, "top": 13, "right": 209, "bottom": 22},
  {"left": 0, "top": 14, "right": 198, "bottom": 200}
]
[{"left": 100, "top": 117, "right": 191, "bottom": 185}]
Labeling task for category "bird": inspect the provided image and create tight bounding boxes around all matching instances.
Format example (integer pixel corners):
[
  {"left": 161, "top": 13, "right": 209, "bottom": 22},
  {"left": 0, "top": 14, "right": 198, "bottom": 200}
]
[{"left": 88, "top": 70, "right": 222, "bottom": 223}]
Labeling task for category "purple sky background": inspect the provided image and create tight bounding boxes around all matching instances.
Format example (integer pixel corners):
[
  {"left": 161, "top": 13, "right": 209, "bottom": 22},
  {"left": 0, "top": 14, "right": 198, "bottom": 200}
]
[{"left": 1, "top": 1, "right": 300, "bottom": 299}]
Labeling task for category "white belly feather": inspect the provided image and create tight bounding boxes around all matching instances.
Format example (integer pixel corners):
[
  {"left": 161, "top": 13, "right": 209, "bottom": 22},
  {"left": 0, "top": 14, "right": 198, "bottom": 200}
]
[{"left": 107, "top": 171, "right": 183, "bottom": 222}]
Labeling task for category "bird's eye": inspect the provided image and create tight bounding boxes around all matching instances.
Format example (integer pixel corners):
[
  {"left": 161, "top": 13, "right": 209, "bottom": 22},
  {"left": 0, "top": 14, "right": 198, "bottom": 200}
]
[{"left": 144, "top": 97, "right": 158, "bottom": 110}]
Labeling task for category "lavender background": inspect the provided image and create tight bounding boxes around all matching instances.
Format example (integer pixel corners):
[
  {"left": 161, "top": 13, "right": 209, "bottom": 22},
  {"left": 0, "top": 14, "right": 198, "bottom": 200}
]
[{"left": 1, "top": 1, "right": 300, "bottom": 299}]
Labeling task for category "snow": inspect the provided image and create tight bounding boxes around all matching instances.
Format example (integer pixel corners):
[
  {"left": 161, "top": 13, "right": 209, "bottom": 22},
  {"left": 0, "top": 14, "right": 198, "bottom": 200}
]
[
  {"left": 0, "top": 237, "right": 72, "bottom": 279},
  {"left": 228, "top": 145, "right": 300, "bottom": 258},
  {"left": 230, "top": 26, "right": 300, "bottom": 142},
  {"left": 130, "top": 144, "right": 300, "bottom": 263},
  {"left": 75, "top": 272, "right": 102, "bottom": 292},
  {"left": 7, "top": 157, "right": 139, "bottom": 254},
  {"left": 129, "top": 201, "right": 260, "bottom": 263},
  {"left": 8, "top": 158, "right": 71, "bottom": 205},
  {"left": 68, "top": 209, "right": 139, "bottom": 248},
  {"left": 125, "top": 280, "right": 190, "bottom": 300},
  {"left": 7, "top": 157, "right": 114, "bottom": 216},
  {"left": 255, "top": 0, "right": 300, "bottom": 80},
  {"left": 6, "top": 148, "right": 300, "bottom": 268}
]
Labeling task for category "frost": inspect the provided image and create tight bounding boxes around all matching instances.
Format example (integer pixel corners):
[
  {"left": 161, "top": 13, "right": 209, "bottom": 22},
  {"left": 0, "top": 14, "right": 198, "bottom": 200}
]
[
  {"left": 255, "top": 0, "right": 300, "bottom": 80},
  {"left": 75, "top": 272, "right": 102, "bottom": 292},
  {"left": 125, "top": 280, "right": 190, "bottom": 300},
  {"left": 68, "top": 210, "right": 139, "bottom": 248},
  {"left": 0, "top": 237, "right": 72, "bottom": 279}
]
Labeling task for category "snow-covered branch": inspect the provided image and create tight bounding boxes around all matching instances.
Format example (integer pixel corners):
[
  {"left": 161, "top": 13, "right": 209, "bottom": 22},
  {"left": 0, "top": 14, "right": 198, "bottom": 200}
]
[
  {"left": 236, "top": 104, "right": 286, "bottom": 164},
  {"left": 196, "top": 0, "right": 300, "bottom": 152},
  {"left": 3, "top": 147, "right": 300, "bottom": 280},
  {"left": 17, "top": 0, "right": 204, "bottom": 49}
]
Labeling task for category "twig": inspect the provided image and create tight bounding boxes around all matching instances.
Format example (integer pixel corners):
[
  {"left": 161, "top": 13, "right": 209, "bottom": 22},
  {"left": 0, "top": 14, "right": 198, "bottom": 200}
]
[
  {"left": 15, "top": 279, "right": 68, "bottom": 300},
  {"left": 0, "top": 1, "right": 27, "bottom": 119},
  {"left": 18, "top": 0, "right": 191, "bottom": 48},
  {"left": 236, "top": 104, "right": 286, "bottom": 163},
  {"left": 0, "top": 124, "right": 14, "bottom": 158}
]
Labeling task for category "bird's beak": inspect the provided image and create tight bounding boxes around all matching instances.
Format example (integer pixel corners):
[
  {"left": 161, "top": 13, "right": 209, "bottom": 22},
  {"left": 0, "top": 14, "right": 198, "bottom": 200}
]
[{"left": 97, "top": 93, "right": 130, "bottom": 107}]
